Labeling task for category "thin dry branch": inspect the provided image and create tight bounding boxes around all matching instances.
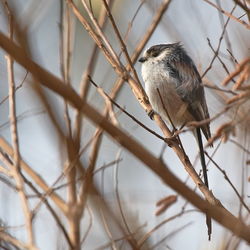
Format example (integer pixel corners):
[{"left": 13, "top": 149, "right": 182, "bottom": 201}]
[
  {"left": 21, "top": 173, "right": 73, "bottom": 248},
  {"left": 203, "top": 0, "right": 250, "bottom": 29},
  {"left": 99, "top": 206, "right": 119, "bottom": 249},
  {"left": 114, "top": 151, "right": 137, "bottom": 246},
  {"left": 59, "top": 3, "right": 78, "bottom": 246},
  {"left": 80, "top": 205, "right": 93, "bottom": 246},
  {"left": 80, "top": 0, "right": 121, "bottom": 66},
  {"left": 0, "top": 71, "right": 28, "bottom": 106},
  {"left": 152, "top": 222, "right": 193, "bottom": 249},
  {"left": 207, "top": 37, "right": 236, "bottom": 82},
  {"left": 201, "top": 6, "right": 236, "bottom": 79},
  {"left": 101, "top": 0, "right": 141, "bottom": 85},
  {"left": 70, "top": 0, "right": 120, "bottom": 69},
  {"left": 95, "top": 84, "right": 119, "bottom": 125},
  {"left": 227, "top": 90, "right": 250, "bottom": 104},
  {"left": 0, "top": 137, "right": 68, "bottom": 213},
  {"left": 205, "top": 152, "right": 250, "bottom": 213},
  {"left": 77, "top": 130, "right": 103, "bottom": 212},
  {"left": 234, "top": 0, "right": 250, "bottom": 21},
  {"left": 138, "top": 209, "right": 196, "bottom": 248},
  {"left": 0, "top": 231, "right": 30, "bottom": 250},
  {"left": 72, "top": 0, "right": 113, "bottom": 146},
  {"left": 4, "top": 2, "right": 35, "bottom": 247},
  {"left": 64, "top": 3, "right": 113, "bottom": 244},
  {"left": 68, "top": 0, "right": 146, "bottom": 103},
  {"left": 222, "top": 57, "right": 250, "bottom": 86}
]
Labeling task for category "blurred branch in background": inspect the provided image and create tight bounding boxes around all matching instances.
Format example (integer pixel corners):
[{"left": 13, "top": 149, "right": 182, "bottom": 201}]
[{"left": 0, "top": 0, "right": 249, "bottom": 249}]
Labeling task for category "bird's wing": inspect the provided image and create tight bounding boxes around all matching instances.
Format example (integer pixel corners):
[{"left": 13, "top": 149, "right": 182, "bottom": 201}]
[{"left": 167, "top": 59, "right": 211, "bottom": 140}]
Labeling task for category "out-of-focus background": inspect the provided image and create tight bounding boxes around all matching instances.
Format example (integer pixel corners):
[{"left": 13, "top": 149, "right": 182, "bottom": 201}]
[{"left": 0, "top": 0, "right": 249, "bottom": 249}]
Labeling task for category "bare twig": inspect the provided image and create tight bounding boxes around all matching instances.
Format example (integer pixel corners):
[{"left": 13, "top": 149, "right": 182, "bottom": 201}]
[
  {"left": 0, "top": 231, "right": 30, "bottom": 250},
  {"left": 233, "top": 0, "right": 250, "bottom": 21},
  {"left": 205, "top": 151, "right": 250, "bottom": 213},
  {"left": 207, "top": 37, "right": 236, "bottom": 82},
  {"left": 0, "top": 137, "right": 68, "bottom": 213},
  {"left": 72, "top": 0, "right": 113, "bottom": 147},
  {"left": 89, "top": 76, "right": 165, "bottom": 141},
  {"left": 80, "top": 205, "right": 93, "bottom": 246},
  {"left": 230, "top": 138, "right": 250, "bottom": 154},
  {"left": 203, "top": 79, "right": 237, "bottom": 95},
  {"left": 151, "top": 222, "right": 193, "bottom": 249},
  {"left": 0, "top": 70, "right": 28, "bottom": 106},
  {"left": 59, "top": 2, "right": 78, "bottom": 246},
  {"left": 201, "top": 5, "right": 236, "bottom": 78},
  {"left": 222, "top": 58, "right": 250, "bottom": 86},
  {"left": 4, "top": 2, "right": 35, "bottom": 247},
  {"left": 114, "top": 150, "right": 137, "bottom": 246},
  {"left": 21, "top": 173, "right": 73, "bottom": 248},
  {"left": 76, "top": 0, "right": 121, "bottom": 67},
  {"left": 138, "top": 209, "right": 196, "bottom": 248},
  {"left": 227, "top": 90, "right": 250, "bottom": 104},
  {"left": 203, "top": 0, "right": 250, "bottom": 29},
  {"left": 101, "top": 0, "right": 141, "bottom": 85}
]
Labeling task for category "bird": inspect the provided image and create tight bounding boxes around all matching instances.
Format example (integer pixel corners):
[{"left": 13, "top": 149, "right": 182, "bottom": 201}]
[{"left": 139, "top": 42, "right": 212, "bottom": 239}]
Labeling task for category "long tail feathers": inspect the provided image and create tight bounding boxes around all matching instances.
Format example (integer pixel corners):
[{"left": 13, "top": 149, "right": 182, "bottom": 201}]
[{"left": 196, "top": 128, "right": 212, "bottom": 240}]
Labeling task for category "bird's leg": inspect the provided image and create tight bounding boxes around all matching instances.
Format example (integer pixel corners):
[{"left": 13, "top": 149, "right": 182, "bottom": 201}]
[
  {"left": 170, "top": 122, "right": 186, "bottom": 139},
  {"left": 147, "top": 109, "right": 155, "bottom": 120},
  {"left": 164, "top": 127, "right": 180, "bottom": 147}
]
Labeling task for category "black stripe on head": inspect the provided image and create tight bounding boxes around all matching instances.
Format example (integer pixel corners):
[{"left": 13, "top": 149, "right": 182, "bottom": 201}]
[{"left": 146, "top": 43, "right": 181, "bottom": 58}]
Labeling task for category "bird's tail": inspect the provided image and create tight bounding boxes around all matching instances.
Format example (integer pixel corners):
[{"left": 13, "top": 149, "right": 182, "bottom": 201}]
[{"left": 196, "top": 127, "right": 212, "bottom": 240}]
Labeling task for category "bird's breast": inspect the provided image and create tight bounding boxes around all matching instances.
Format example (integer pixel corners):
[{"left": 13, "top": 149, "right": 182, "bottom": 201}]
[{"left": 144, "top": 76, "right": 193, "bottom": 127}]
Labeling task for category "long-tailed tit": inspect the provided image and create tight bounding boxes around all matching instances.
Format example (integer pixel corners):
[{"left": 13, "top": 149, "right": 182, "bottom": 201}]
[{"left": 139, "top": 42, "right": 212, "bottom": 239}]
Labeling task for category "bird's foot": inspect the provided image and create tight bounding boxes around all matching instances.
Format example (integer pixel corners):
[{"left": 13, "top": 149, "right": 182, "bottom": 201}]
[
  {"left": 147, "top": 109, "right": 155, "bottom": 120},
  {"left": 164, "top": 129, "right": 182, "bottom": 147},
  {"left": 164, "top": 135, "right": 179, "bottom": 147}
]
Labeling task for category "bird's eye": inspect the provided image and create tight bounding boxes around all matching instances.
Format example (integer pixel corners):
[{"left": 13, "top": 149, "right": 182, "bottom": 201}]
[{"left": 151, "top": 52, "right": 159, "bottom": 57}]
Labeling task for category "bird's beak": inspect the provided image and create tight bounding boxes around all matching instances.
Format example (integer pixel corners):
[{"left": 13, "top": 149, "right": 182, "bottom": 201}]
[{"left": 138, "top": 56, "right": 147, "bottom": 63}]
